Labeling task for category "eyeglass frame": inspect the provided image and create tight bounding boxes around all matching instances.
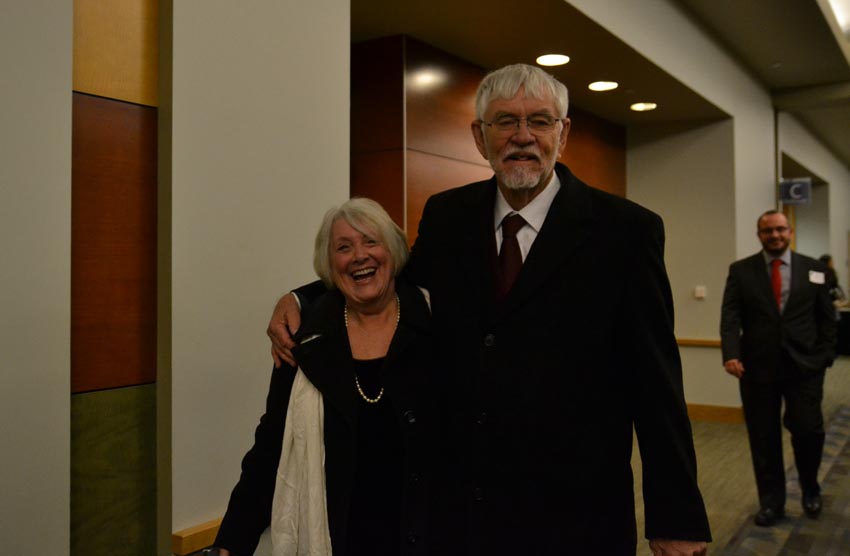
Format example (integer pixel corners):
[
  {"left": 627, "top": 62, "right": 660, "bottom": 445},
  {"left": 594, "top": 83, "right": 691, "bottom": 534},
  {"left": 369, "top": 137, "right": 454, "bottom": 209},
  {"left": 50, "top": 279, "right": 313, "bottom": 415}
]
[{"left": 476, "top": 114, "right": 567, "bottom": 136}]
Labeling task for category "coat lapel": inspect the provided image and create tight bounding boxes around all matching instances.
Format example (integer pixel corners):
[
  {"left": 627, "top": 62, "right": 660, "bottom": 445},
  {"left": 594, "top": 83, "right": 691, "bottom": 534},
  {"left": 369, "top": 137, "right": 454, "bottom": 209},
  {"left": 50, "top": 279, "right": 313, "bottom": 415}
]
[
  {"left": 494, "top": 164, "right": 592, "bottom": 322},
  {"left": 457, "top": 179, "right": 501, "bottom": 318},
  {"left": 293, "top": 292, "right": 358, "bottom": 426}
]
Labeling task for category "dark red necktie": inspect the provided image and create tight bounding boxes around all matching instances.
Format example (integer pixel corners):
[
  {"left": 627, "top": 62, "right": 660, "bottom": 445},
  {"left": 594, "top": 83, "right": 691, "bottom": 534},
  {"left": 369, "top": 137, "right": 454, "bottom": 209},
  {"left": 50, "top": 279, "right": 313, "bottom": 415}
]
[
  {"left": 771, "top": 258, "right": 782, "bottom": 309},
  {"left": 499, "top": 213, "right": 526, "bottom": 297}
]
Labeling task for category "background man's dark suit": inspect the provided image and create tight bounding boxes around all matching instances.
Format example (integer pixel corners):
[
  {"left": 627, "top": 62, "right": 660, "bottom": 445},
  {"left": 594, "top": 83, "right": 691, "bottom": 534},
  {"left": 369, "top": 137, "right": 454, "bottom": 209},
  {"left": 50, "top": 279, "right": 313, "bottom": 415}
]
[
  {"left": 406, "top": 162, "right": 710, "bottom": 555},
  {"left": 720, "top": 250, "right": 836, "bottom": 513}
]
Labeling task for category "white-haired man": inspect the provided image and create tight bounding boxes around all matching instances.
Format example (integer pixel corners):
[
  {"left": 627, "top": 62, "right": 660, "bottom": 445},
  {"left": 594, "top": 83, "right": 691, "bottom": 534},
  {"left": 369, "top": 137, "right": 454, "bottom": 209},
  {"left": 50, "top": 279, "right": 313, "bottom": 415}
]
[{"left": 269, "top": 64, "right": 710, "bottom": 556}]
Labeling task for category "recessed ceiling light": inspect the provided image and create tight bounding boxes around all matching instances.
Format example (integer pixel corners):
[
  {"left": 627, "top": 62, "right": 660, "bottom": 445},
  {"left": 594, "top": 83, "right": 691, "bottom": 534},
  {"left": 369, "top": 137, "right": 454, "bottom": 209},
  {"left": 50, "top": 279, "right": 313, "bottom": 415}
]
[
  {"left": 536, "top": 54, "right": 570, "bottom": 66},
  {"left": 588, "top": 81, "right": 618, "bottom": 92},
  {"left": 630, "top": 102, "right": 658, "bottom": 112}
]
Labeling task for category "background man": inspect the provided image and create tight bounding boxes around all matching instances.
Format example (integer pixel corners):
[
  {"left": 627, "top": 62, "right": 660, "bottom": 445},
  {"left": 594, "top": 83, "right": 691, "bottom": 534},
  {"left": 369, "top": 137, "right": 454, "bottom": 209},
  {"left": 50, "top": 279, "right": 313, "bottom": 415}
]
[
  {"left": 720, "top": 210, "right": 837, "bottom": 527},
  {"left": 270, "top": 64, "right": 710, "bottom": 555}
]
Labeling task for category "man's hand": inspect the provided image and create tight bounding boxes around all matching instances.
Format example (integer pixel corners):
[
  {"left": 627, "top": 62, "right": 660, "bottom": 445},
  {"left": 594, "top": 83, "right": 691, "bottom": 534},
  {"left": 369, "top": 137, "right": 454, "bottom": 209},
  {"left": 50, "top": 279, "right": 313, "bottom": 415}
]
[
  {"left": 267, "top": 293, "right": 301, "bottom": 368},
  {"left": 649, "top": 539, "right": 707, "bottom": 556},
  {"left": 723, "top": 358, "right": 745, "bottom": 378}
]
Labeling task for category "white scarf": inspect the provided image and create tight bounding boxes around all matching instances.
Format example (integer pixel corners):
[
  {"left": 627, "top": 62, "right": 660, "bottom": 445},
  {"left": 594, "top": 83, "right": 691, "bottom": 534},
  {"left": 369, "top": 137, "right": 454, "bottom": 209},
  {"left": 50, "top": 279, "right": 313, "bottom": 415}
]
[{"left": 270, "top": 367, "right": 332, "bottom": 556}]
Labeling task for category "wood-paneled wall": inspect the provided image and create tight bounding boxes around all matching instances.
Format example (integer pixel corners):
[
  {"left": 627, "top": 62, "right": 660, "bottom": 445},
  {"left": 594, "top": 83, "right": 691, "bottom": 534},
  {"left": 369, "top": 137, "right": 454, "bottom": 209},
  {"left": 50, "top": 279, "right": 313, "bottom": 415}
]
[
  {"left": 74, "top": 0, "right": 159, "bottom": 106},
  {"left": 351, "top": 35, "right": 626, "bottom": 246},
  {"left": 72, "top": 93, "right": 157, "bottom": 393},
  {"left": 71, "top": 0, "right": 159, "bottom": 554}
]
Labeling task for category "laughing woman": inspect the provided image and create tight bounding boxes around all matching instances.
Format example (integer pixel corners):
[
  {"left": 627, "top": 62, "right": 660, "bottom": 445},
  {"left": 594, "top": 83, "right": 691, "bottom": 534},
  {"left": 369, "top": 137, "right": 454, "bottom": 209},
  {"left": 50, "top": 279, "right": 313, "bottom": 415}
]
[{"left": 210, "top": 198, "right": 434, "bottom": 556}]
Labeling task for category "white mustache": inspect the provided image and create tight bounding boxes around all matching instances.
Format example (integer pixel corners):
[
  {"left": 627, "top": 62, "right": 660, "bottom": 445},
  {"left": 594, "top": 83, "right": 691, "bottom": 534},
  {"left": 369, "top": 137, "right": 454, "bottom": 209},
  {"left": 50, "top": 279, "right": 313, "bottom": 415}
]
[{"left": 503, "top": 146, "right": 541, "bottom": 160}]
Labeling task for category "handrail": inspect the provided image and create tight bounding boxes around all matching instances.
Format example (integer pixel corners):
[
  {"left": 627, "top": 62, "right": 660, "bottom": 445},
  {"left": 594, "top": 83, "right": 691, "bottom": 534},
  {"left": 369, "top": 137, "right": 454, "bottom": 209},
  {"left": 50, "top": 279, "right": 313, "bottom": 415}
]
[
  {"left": 172, "top": 517, "right": 221, "bottom": 555},
  {"left": 677, "top": 338, "right": 722, "bottom": 348}
]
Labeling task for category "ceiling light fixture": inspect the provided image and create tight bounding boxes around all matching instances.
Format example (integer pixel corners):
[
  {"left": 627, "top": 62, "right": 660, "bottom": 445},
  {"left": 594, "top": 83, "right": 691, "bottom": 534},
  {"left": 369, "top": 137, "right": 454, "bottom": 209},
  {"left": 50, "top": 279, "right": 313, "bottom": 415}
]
[
  {"left": 630, "top": 102, "right": 658, "bottom": 112},
  {"left": 588, "top": 81, "right": 618, "bottom": 92},
  {"left": 536, "top": 54, "right": 570, "bottom": 66}
]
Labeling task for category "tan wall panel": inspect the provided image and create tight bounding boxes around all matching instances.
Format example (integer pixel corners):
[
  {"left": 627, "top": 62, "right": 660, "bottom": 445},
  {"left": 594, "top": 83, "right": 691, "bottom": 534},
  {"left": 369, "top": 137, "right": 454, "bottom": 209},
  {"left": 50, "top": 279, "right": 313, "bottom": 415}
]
[{"left": 74, "top": 0, "right": 158, "bottom": 106}]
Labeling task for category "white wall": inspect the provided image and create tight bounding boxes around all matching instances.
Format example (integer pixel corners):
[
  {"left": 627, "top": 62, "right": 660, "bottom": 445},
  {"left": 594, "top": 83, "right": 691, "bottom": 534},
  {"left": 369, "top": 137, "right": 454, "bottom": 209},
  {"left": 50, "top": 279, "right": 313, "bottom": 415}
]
[
  {"left": 628, "top": 120, "right": 740, "bottom": 406},
  {"left": 794, "top": 183, "right": 830, "bottom": 260},
  {"left": 170, "top": 0, "right": 350, "bottom": 536},
  {"left": 568, "top": 0, "right": 782, "bottom": 407},
  {"left": 569, "top": 0, "right": 776, "bottom": 259},
  {"left": 0, "top": 1, "right": 71, "bottom": 553},
  {"left": 779, "top": 112, "right": 850, "bottom": 289}
]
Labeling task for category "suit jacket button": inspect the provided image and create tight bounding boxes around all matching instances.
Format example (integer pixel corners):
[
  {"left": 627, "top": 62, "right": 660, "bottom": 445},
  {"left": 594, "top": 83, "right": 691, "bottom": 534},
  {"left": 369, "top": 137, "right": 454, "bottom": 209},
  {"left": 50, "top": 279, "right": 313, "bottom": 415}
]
[
  {"left": 476, "top": 412, "right": 487, "bottom": 425},
  {"left": 403, "top": 410, "right": 416, "bottom": 424},
  {"left": 407, "top": 531, "right": 418, "bottom": 544},
  {"left": 409, "top": 472, "right": 421, "bottom": 484},
  {"left": 483, "top": 333, "right": 495, "bottom": 347}
]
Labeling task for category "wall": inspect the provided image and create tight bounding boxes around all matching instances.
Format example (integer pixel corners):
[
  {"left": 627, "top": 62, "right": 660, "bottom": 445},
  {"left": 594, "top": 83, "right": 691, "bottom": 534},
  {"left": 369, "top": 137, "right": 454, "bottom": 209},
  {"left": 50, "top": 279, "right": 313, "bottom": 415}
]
[
  {"left": 794, "top": 183, "right": 830, "bottom": 260},
  {"left": 169, "top": 0, "right": 350, "bottom": 543},
  {"left": 779, "top": 112, "right": 850, "bottom": 289},
  {"left": 628, "top": 120, "right": 740, "bottom": 405},
  {"left": 568, "top": 0, "right": 847, "bottom": 408},
  {"left": 569, "top": 0, "right": 776, "bottom": 259},
  {"left": 0, "top": 1, "right": 72, "bottom": 554}
]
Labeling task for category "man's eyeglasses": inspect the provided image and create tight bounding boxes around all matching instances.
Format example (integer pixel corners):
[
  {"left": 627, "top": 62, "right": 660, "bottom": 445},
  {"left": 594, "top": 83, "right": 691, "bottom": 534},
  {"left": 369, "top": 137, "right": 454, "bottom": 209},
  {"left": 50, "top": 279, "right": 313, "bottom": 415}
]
[
  {"left": 478, "top": 115, "right": 564, "bottom": 135},
  {"left": 758, "top": 226, "right": 789, "bottom": 235}
]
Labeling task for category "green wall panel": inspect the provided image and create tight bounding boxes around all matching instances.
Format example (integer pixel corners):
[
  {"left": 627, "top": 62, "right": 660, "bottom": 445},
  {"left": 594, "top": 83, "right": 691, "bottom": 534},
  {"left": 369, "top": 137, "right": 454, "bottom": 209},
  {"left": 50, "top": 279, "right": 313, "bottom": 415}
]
[{"left": 71, "top": 384, "right": 156, "bottom": 556}]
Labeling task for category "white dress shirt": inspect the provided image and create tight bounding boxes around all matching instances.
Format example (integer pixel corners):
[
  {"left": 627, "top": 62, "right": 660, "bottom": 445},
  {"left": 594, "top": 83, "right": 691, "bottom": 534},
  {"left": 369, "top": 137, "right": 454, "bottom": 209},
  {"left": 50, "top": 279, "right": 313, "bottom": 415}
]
[{"left": 493, "top": 172, "right": 561, "bottom": 261}]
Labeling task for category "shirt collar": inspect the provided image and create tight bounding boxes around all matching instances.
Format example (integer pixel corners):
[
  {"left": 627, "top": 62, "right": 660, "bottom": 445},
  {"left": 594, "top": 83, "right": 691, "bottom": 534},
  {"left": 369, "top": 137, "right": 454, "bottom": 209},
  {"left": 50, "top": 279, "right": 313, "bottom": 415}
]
[
  {"left": 762, "top": 249, "right": 791, "bottom": 266},
  {"left": 493, "top": 171, "right": 561, "bottom": 232}
]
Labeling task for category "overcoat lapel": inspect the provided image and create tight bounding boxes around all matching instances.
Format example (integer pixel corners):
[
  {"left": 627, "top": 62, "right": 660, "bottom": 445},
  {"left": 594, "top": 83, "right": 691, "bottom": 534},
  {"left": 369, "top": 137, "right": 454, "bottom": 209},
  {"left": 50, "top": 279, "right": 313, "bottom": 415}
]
[
  {"left": 458, "top": 179, "right": 500, "bottom": 319},
  {"left": 293, "top": 293, "right": 358, "bottom": 427},
  {"left": 493, "top": 165, "right": 592, "bottom": 322}
]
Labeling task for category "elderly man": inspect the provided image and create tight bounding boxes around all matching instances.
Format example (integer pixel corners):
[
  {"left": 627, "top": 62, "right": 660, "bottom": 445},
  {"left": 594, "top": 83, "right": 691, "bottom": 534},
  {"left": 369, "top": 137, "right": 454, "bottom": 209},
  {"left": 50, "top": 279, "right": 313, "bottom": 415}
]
[
  {"left": 721, "top": 210, "right": 836, "bottom": 527},
  {"left": 270, "top": 64, "right": 710, "bottom": 555}
]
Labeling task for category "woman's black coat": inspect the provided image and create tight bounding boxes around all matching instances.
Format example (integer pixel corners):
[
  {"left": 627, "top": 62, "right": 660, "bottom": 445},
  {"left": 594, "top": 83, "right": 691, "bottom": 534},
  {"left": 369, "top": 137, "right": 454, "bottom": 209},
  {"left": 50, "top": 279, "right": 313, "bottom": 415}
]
[{"left": 215, "top": 282, "right": 434, "bottom": 556}]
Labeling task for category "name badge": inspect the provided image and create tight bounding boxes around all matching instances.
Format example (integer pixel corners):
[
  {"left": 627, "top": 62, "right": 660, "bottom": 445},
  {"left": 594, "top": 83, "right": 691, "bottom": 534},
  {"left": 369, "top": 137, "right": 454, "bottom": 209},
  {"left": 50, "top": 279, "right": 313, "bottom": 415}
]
[{"left": 809, "top": 270, "right": 825, "bottom": 284}]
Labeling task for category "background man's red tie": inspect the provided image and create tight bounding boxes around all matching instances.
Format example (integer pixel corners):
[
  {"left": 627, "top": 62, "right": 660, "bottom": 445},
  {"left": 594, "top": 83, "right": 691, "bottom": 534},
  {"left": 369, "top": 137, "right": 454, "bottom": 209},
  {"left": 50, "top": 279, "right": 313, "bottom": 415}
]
[
  {"left": 499, "top": 213, "right": 526, "bottom": 298},
  {"left": 771, "top": 258, "right": 782, "bottom": 310}
]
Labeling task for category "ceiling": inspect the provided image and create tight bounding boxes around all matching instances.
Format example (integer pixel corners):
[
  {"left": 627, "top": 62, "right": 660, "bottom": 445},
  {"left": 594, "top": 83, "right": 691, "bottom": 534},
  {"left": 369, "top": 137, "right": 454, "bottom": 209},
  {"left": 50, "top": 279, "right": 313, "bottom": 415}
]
[{"left": 352, "top": 0, "right": 850, "bottom": 171}]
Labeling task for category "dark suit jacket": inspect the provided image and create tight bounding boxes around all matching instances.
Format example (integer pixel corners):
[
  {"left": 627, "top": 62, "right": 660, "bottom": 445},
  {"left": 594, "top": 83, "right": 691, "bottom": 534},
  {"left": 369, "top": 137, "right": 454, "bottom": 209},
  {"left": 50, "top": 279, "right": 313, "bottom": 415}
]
[
  {"left": 405, "top": 162, "right": 710, "bottom": 555},
  {"left": 720, "top": 251, "right": 837, "bottom": 382},
  {"left": 215, "top": 282, "right": 434, "bottom": 556}
]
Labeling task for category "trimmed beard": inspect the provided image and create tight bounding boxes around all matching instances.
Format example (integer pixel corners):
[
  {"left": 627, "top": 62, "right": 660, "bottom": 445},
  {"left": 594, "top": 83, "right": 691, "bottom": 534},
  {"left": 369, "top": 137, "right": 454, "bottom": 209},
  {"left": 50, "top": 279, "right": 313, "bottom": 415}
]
[{"left": 499, "top": 161, "right": 556, "bottom": 191}]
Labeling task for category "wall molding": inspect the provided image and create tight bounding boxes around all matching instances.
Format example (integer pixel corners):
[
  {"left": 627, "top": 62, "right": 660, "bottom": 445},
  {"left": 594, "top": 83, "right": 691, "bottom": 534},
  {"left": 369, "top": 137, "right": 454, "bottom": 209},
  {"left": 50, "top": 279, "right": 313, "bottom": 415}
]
[{"left": 677, "top": 338, "right": 722, "bottom": 348}]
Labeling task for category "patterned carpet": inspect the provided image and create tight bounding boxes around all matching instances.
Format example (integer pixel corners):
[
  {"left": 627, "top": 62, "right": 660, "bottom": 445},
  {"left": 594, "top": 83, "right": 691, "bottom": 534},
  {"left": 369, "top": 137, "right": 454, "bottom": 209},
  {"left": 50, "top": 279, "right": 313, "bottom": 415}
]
[{"left": 721, "top": 404, "right": 850, "bottom": 555}]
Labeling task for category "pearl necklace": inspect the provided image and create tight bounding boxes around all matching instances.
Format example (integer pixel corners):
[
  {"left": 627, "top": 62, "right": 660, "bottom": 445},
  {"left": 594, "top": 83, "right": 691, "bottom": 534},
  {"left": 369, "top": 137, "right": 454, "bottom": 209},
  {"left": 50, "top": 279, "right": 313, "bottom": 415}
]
[{"left": 345, "top": 294, "right": 400, "bottom": 404}]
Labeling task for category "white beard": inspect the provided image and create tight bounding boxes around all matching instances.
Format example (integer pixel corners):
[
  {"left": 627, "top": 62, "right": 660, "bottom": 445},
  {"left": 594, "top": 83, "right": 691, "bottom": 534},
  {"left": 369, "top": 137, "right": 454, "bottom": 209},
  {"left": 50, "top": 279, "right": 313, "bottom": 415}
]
[{"left": 500, "top": 166, "right": 543, "bottom": 190}]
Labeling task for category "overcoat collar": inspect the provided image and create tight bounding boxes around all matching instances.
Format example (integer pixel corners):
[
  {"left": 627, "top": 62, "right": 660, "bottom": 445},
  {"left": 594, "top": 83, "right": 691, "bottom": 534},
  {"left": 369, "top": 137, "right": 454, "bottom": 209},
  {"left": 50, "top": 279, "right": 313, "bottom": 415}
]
[
  {"left": 465, "top": 162, "right": 593, "bottom": 323},
  {"left": 291, "top": 282, "right": 432, "bottom": 426}
]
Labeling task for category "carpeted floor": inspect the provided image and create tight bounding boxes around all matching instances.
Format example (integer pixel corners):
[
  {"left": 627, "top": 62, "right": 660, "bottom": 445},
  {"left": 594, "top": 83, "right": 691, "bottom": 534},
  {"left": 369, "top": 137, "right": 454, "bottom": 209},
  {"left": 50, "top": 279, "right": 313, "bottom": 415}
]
[{"left": 719, "top": 404, "right": 850, "bottom": 555}]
